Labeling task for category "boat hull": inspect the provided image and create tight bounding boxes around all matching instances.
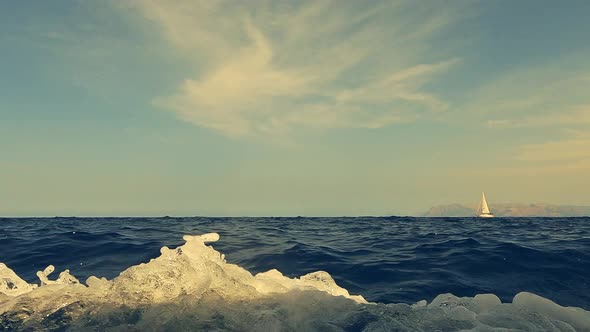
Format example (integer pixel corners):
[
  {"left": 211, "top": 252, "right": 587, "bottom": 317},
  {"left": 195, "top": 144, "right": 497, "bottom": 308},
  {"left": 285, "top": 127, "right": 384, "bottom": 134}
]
[{"left": 478, "top": 214, "right": 494, "bottom": 218}]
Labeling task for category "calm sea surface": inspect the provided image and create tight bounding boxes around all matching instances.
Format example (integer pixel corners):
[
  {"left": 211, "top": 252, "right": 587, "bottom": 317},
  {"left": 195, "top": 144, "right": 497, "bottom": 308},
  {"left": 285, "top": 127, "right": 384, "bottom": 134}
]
[{"left": 1, "top": 217, "right": 589, "bottom": 309}]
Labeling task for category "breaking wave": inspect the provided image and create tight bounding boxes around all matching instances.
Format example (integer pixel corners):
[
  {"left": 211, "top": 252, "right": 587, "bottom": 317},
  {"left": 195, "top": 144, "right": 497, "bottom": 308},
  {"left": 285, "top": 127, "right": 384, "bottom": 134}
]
[
  {"left": 2, "top": 233, "right": 590, "bottom": 331},
  {"left": 2, "top": 217, "right": 590, "bottom": 308}
]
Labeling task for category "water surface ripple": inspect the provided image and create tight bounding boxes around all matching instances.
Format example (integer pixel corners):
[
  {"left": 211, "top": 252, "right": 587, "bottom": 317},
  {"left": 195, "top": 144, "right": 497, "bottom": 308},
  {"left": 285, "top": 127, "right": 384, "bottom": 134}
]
[{"left": 1, "top": 217, "right": 589, "bottom": 309}]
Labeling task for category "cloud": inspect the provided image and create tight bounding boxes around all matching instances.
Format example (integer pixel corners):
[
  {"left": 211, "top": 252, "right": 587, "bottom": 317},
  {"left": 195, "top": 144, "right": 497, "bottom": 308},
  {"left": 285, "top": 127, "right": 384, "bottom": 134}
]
[
  {"left": 493, "top": 130, "right": 590, "bottom": 176},
  {"left": 452, "top": 130, "right": 590, "bottom": 177},
  {"left": 127, "top": 0, "right": 460, "bottom": 138},
  {"left": 487, "top": 105, "right": 590, "bottom": 129},
  {"left": 517, "top": 131, "right": 590, "bottom": 163},
  {"left": 465, "top": 59, "right": 590, "bottom": 128}
]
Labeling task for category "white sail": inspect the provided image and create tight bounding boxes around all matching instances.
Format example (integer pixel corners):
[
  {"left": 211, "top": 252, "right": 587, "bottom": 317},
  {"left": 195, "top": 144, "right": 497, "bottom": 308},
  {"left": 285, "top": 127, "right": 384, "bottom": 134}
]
[
  {"left": 480, "top": 192, "right": 490, "bottom": 214},
  {"left": 477, "top": 192, "right": 494, "bottom": 217}
]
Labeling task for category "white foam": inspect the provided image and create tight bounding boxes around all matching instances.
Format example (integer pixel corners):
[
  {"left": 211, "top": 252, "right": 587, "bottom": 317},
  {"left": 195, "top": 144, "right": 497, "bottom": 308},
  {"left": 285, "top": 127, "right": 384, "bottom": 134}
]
[
  {"left": 36, "top": 265, "right": 80, "bottom": 286},
  {"left": 0, "top": 263, "right": 37, "bottom": 297},
  {"left": 1, "top": 233, "right": 588, "bottom": 331}
]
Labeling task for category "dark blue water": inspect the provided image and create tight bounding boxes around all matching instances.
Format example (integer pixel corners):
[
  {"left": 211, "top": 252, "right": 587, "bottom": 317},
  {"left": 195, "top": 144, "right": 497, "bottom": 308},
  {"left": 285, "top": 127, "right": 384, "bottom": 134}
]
[{"left": 1, "top": 217, "right": 589, "bottom": 310}]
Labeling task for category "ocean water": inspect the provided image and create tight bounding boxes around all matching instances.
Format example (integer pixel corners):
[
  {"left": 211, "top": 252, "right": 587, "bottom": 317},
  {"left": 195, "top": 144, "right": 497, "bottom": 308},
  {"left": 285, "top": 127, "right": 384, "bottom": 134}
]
[{"left": 1, "top": 216, "right": 589, "bottom": 310}]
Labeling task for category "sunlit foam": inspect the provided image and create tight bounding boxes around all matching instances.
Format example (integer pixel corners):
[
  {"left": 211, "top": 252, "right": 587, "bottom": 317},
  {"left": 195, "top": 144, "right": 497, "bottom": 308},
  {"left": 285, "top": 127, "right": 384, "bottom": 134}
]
[{"left": 1, "top": 234, "right": 589, "bottom": 331}]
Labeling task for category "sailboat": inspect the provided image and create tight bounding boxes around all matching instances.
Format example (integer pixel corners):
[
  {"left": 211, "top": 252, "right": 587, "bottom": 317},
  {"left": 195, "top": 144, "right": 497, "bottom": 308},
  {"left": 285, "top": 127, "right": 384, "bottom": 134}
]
[{"left": 477, "top": 192, "right": 494, "bottom": 218}]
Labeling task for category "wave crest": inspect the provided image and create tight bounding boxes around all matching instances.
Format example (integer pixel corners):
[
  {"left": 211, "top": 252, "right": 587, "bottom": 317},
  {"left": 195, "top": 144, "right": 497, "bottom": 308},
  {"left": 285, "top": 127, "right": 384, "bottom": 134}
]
[{"left": 1, "top": 233, "right": 589, "bottom": 331}]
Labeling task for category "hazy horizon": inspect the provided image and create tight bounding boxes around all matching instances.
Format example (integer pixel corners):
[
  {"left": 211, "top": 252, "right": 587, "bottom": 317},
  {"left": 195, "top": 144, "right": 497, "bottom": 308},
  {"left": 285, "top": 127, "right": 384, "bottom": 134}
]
[
  {"left": 2, "top": 1, "right": 589, "bottom": 216},
  {"left": 3, "top": 201, "right": 590, "bottom": 218}
]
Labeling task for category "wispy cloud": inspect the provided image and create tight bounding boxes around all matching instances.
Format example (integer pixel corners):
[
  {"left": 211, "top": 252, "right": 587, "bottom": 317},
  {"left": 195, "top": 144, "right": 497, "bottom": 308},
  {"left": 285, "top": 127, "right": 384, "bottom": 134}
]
[
  {"left": 470, "top": 61, "right": 590, "bottom": 128},
  {"left": 127, "top": 0, "right": 460, "bottom": 138},
  {"left": 487, "top": 105, "right": 590, "bottom": 129},
  {"left": 454, "top": 54, "right": 590, "bottom": 175},
  {"left": 517, "top": 131, "right": 590, "bottom": 163},
  {"left": 492, "top": 133, "right": 590, "bottom": 176},
  {"left": 455, "top": 131, "right": 590, "bottom": 177}
]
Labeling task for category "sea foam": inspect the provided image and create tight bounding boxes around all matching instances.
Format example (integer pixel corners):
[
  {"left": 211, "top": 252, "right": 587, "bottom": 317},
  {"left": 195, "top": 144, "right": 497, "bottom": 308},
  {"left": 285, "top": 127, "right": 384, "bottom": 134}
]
[{"left": 1, "top": 233, "right": 589, "bottom": 331}]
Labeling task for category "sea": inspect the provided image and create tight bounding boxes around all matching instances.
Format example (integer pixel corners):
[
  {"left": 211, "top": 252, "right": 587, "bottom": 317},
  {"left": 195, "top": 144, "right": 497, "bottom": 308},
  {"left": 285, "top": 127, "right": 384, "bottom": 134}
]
[{"left": 1, "top": 216, "right": 589, "bottom": 310}]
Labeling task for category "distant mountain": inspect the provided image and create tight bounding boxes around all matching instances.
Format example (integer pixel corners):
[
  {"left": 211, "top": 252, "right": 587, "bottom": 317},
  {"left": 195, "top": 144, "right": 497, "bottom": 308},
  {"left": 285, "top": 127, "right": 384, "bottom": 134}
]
[
  {"left": 423, "top": 204, "right": 475, "bottom": 217},
  {"left": 423, "top": 203, "right": 590, "bottom": 217}
]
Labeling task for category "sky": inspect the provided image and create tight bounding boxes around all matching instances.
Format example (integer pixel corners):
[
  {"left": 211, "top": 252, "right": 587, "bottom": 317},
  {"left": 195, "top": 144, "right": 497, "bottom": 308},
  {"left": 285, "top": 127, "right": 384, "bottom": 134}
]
[{"left": 1, "top": 0, "right": 589, "bottom": 216}]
